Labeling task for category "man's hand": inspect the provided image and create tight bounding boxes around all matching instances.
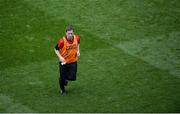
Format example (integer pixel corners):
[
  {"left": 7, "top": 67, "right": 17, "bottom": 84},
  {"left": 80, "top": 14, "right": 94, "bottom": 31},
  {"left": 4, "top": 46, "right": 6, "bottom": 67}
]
[
  {"left": 59, "top": 57, "right": 66, "bottom": 65},
  {"left": 77, "top": 51, "right": 80, "bottom": 57}
]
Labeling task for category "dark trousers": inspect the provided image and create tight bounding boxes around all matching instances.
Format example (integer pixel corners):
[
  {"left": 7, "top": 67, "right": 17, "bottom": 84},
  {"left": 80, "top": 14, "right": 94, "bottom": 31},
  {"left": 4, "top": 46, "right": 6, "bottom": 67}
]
[{"left": 59, "top": 62, "right": 77, "bottom": 92}]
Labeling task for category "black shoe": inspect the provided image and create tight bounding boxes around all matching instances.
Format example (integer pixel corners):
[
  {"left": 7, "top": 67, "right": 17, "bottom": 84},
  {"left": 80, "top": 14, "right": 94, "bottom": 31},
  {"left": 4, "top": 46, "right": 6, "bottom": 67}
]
[
  {"left": 60, "top": 90, "right": 66, "bottom": 96},
  {"left": 64, "top": 80, "right": 68, "bottom": 86}
]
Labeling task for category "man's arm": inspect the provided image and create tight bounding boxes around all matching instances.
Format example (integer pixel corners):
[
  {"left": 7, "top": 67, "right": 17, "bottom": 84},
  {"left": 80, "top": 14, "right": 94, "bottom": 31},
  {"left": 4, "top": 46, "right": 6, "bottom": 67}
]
[
  {"left": 76, "top": 35, "right": 80, "bottom": 57},
  {"left": 54, "top": 48, "right": 66, "bottom": 63},
  {"left": 54, "top": 40, "right": 66, "bottom": 64},
  {"left": 77, "top": 44, "right": 80, "bottom": 57}
]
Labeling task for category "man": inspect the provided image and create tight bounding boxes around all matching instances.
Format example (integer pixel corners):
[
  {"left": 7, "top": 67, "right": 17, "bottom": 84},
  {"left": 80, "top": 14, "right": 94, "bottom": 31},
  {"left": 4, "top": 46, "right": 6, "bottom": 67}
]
[{"left": 54, "top": 26, "right": 80, "bottom": 96}]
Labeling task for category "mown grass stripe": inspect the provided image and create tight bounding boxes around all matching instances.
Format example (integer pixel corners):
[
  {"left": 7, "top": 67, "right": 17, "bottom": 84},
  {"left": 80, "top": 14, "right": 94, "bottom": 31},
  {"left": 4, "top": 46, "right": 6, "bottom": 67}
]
[
  {"left": 117, "top": 32, "right": 180, "bottom": 77},
  {"left": 0, "top": 94, "right": 34, "bottom": 112}
]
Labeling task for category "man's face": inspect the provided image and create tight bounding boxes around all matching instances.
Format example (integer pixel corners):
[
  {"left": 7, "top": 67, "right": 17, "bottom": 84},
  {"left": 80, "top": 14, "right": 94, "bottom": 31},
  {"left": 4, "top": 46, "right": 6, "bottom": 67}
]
[{"left": 66, "top": 30, "right": 74, "bottom": 40}]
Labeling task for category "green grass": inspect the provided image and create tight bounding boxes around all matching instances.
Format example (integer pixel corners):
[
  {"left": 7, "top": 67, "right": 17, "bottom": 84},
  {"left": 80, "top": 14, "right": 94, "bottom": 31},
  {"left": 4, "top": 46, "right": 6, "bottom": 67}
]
[{"left": 0, "top": 0, "right": 180, "bottom": 112}]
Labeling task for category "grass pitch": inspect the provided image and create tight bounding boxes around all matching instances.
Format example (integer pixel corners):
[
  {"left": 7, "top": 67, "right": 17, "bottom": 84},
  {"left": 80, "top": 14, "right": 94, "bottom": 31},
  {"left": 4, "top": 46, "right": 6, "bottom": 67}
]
[{"left": 0, "top": 0, "right": 180, "bottom": 112}]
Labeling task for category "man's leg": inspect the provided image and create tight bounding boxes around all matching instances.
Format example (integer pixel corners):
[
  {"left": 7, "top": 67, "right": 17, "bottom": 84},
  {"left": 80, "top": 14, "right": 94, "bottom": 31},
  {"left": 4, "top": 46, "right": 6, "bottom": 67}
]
[
  {"left": 59, "top": 62, "right": 67, "bottom": 94},
  {"left": 68, "top": 62, "right": 77, "bottom": 81}
]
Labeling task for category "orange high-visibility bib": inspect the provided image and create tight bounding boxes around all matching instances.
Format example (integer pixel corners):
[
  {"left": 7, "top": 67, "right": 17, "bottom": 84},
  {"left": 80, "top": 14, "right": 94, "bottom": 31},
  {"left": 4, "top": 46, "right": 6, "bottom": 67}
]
[{"left": 59, "top": 35, "right": 78, "bottom": 63}]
